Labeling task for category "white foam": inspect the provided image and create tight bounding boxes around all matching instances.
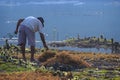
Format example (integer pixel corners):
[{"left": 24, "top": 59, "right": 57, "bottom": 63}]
[
  {"left": 5, "top": 20, "right": 17, "bottom": 24},
  {"left": 0, "top": 0, "right": 84, "bottom": 6}
]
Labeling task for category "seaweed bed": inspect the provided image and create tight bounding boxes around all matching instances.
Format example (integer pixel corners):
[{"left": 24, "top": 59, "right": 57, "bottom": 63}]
[{"left": 0, "top": 46, "right": 120, "bottom": 80}]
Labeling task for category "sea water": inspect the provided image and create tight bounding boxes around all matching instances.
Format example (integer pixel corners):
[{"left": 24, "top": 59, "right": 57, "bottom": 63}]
[{"left": 0, "top": 0, "right": 120, "bottom": 53}]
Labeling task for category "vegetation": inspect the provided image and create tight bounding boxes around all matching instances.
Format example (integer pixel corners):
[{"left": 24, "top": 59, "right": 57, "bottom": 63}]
[{"left": 0, "top": 44, "right": 120, "bottom": 80}]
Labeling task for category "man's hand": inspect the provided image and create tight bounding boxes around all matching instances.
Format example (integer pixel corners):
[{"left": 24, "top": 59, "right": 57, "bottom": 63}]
[
  {"left": 44, "top": 44, "right": 49, "bottom": 50},
  {"left": 40, "top": 32, "right": 49, "bottom": 50},
  {"left": 14, "top": 30, "right": 18, "bottom": 34}
]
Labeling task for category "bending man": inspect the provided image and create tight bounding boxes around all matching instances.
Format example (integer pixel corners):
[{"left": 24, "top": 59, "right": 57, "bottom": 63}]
[{"left": 15, "top": 16, "right": 49, "bottom": 62}]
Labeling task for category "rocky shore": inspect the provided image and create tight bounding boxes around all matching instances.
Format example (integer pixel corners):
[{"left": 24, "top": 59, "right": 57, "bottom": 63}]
[{"left": 48, "top": 36, "right": 120, "bottom": 53}]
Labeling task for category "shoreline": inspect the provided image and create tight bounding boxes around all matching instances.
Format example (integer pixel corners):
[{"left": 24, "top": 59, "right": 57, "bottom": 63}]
[{"left": 48, "top": 36, "right": 120, "bottom": 53}]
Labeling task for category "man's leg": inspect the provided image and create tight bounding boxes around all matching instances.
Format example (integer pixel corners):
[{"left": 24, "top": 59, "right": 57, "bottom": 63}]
[
  {"left": 30, "top": 46, "right": 35, "bottom": 61},
  {"left": 18, "top": 25, "right": 26, "bottom": 61},
  {"left": 25, "top": 26, "right": 35, "bottom": 62},
  {"left": 21, "top": 44, "right": 26, "bottom": 61}
]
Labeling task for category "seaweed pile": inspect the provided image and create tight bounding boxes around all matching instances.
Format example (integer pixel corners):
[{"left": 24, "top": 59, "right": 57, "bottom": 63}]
[{"left": 38, "top": 50, "right": 91, "bottom": 71}]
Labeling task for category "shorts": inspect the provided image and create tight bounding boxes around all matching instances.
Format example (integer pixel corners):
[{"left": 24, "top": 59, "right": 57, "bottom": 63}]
[{"left": 18, "top": 25, "right": 35, "bottom": 46}]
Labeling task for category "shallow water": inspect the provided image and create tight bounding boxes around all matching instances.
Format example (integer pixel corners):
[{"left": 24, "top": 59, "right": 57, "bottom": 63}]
[
  {"left": 0, "top": 38, "right": 112, "bottom": 53},
  {"left": 50, "top": 46, "right": 112, "bottom": 53}
]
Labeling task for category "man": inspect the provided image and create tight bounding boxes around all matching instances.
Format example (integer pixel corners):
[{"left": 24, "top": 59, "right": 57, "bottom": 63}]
[{"left": 14, "top": 16, "right": 49, "bottom": 62}]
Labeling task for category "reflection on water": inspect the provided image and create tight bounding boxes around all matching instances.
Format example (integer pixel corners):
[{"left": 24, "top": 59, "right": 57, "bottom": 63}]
[{"left": 50, "top": 46, "right": 112, "bottom": 53}]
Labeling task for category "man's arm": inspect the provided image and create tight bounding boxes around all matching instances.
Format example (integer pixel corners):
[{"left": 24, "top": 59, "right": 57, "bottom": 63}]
[
  {"left": 15, "top": 19, "right": 24, "bottom": 34},
  {"left": 39, "top": 32, "right": 49, "bottom": 50}
]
